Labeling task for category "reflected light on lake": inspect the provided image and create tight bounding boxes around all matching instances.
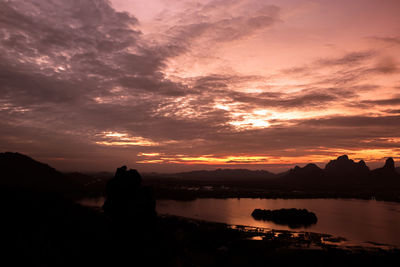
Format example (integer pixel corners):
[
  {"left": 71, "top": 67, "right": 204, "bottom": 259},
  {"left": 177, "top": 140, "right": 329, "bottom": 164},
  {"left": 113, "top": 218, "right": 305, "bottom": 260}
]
[
  {"left": 157, "top": 198, "right": 400, "bottom": 247},
  {"left": 79, "top": 197, "right": 400, "bottom": 246}
]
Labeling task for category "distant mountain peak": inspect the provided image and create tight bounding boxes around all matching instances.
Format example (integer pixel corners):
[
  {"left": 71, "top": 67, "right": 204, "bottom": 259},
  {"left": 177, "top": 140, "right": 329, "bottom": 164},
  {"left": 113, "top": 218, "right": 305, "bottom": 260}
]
[
  {"left": 304, "top": 163, "right": 320, "bottom": 170},
  {"left": 384, "top": 157, "right": 395, "bottom": 170},
  {"left": 289, "top": 163, "right": 322, "bottom": 176},
  {"left": 370, "top": 157, "right": 400, "bottom": 182},
  {"left": 337, "top": 155, "right": 349, "bottom": 161},
  {"left": 325, "top": 154, "right": 369, "bottom": 176}
]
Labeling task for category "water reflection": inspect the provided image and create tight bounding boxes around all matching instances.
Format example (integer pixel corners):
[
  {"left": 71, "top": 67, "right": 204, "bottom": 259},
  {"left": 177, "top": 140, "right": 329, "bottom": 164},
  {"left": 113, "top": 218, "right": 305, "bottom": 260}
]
[
  {"left": 157, "top": 198, "right": 400, "bottom": 246},
  {"left": 79, "top": 197, "right": 400, "bottom": 247}
]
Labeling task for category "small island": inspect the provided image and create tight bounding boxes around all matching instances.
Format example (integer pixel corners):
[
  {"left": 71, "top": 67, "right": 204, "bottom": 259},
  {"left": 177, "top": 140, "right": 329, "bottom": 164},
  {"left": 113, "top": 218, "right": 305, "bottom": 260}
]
[{"left": 251, "top": 208, "right": 318, "bottom": 229}]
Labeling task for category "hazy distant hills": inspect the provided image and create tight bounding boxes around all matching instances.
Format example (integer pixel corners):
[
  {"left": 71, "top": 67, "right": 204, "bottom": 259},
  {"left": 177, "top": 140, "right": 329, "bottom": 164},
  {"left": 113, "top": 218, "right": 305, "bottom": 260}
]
[
  {"left": 170, "top": 168, "right": 276, "bottom": 181},
  {"left": 163, "top": 155, "right": 400, "bottom": 186}
]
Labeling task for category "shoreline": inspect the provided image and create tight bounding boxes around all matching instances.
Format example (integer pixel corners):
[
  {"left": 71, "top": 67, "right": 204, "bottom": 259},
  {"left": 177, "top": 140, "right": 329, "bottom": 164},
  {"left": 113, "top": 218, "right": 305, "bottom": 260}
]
[
  {"left": 159, "top": 214, "right": 400, "bottom": 252},
  {"left": 78, "top": 197, "right": 400, "bottom": 251}
]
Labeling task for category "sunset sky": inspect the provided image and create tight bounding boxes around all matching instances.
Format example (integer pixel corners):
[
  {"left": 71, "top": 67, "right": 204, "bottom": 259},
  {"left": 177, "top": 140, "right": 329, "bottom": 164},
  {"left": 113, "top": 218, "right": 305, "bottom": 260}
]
[{"left": 1, "top": 0, "right": 400, "bottom": 172}]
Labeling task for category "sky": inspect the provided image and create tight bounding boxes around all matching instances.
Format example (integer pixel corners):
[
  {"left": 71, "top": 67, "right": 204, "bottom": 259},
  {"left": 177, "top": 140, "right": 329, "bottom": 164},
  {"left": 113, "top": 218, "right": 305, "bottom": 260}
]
[{"left": 1, "top": 0, "right": 400, "bottom": 172}]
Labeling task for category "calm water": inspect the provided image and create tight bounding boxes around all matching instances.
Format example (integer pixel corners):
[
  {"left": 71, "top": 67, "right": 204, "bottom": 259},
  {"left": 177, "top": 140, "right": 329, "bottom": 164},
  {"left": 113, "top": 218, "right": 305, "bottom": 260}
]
[{"left": 81, "top": 197, "right": 400, "bottom": 246}]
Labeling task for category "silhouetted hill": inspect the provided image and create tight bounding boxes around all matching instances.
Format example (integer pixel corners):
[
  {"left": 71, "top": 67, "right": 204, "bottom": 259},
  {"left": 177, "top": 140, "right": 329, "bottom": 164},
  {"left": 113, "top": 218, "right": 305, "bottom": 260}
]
[
  {"left": 0, "top": 152, "right": 82, "bottom": 198},
  {"left": 280, "top": 163, "right": 326, "bottom": 186},
  {"left": 370, "top": 158, "right": 400, "bottom": 183},
  {"left": 372, "top": 157, "right": 395, "bottom": 174},
  {"left": 172, "top": 168, "right": 277, "bottom": 181},
  {"left": 278, "top": 155, "right": 400, "bottom": 189},
  {"left": 290, "top": 163, "right": 324, "bottom": 177},
  {"left": 325, "top": 155, "right": 369, "bottom": 178},
  {"left": 397, "top": 167, "right": 400, "bottom": 174}
]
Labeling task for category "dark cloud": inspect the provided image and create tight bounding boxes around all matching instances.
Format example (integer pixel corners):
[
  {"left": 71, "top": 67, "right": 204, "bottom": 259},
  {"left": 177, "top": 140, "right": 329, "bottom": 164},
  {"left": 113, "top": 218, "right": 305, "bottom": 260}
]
[
  {"left": 318, "top": 51, "right": 374, "bottom": 67},
  {"left": 300, "top": 115, "right": 400, "bottom": 127},
  {"left": 385, "top": 109, "right": 400, "bottom": 114},
  {"left": 368, "top": 36, "right": 400, "bottom": 45},
  {"left": 0, "top": 0, "right": 181, "bottom": 162},
  {"left": 362, "top": 98, "right": 400, "bottom": 106},
  {"left": 373, "top": 56, "right": 398, "bottom": 74}
]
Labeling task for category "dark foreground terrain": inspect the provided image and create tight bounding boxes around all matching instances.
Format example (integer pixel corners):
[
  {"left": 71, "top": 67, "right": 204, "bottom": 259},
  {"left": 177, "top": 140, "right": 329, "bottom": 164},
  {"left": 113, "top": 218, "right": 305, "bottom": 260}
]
[
  {"left": 1, "top": 186, "right": 400, "bottom": 267},
  {"left": 1, "top": 152, "right": 400, "bottom": 266}
]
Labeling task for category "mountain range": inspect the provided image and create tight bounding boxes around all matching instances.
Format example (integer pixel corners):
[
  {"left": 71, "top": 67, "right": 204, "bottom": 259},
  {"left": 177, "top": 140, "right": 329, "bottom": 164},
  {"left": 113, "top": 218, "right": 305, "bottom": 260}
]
[
  {"left": 280, "top": 155, "right": 400, "bottom": 187},
  {"left": 1, "top": 152, "right": 399, "bottom": 196},
  {"left": 161, "top": 155, "right": 400, "bottom": 186}
]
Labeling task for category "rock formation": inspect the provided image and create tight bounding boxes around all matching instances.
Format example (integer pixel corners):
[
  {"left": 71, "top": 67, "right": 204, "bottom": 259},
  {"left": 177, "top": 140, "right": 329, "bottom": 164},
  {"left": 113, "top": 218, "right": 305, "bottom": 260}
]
[
  {"left": 325, "top": 155, "right": 369, "bottom": 176},
  {"left": 371, "top": 157, "right": 399, "bottom": 180},
  {"left": 102, "top": 166, "right": 156, "bottom": 227}
]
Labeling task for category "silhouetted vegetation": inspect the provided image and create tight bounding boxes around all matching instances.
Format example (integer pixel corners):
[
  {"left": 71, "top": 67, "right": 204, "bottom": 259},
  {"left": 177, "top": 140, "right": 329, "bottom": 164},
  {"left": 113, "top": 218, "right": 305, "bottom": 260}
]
[{"left": 252, "top": 208, "right": 318, "bottom": 228}]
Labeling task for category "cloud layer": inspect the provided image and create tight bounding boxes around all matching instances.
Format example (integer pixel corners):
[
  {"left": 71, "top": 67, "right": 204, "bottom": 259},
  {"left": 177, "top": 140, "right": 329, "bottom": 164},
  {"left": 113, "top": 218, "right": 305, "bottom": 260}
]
[{"left": 1, "top": 0, "right": 400, "bottom": 172}]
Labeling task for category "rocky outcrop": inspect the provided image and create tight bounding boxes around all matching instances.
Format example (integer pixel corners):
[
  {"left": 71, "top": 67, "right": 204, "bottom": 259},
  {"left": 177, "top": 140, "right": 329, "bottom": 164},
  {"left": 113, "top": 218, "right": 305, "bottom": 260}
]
[
  {"left": 291, "top": 163, "right": 323, "bottom": 176},
  {"left": 371, "top": 158, "right": 399, "bottom": 180},
  {"left": 279, "top": 163, "right": 326, "bottom": 186},
  {"left": 383, "top": 157, "right": 395, "bottom": 170},
  {"left": 102, "top": 166, "right": 156, "bottom": 227},
  {"left": 325, "top": 155, "right": 369, "bottom": 176}
]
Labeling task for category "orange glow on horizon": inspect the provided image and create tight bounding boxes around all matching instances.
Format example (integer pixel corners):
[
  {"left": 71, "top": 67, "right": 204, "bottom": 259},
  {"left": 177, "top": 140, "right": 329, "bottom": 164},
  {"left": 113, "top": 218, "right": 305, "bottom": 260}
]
[{"left": 136, "top": 147, "right": 400, "bottom": 166}]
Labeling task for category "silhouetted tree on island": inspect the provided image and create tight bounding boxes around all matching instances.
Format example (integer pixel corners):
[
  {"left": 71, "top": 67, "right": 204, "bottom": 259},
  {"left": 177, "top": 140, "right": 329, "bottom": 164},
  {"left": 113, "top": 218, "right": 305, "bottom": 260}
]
[{"left": 251, "top": 208, "right": 318, "bottom": 229}]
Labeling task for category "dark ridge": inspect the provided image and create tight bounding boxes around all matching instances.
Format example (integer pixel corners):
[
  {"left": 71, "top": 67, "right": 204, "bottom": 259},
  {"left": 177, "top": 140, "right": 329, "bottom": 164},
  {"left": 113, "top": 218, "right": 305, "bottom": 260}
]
[
  {"left": 0, "top": 152, "right": 82, "bottom": 198},
  {"left": 384, "top": 157, "right": 395, "bottom": 170},
  {"left": 251, "top": 208, "right": 318, "bottom": 229},
  {"left": 325, "top": 155, "right": 369, "bottom": 177},
  {"left": 371, "top": 157, "right": 399, "bottom": 181},
  {"left": 264, "top": 155, "right": 400, "bottom": 192},
  {"left": 287, "top": 163, "right": 324, "bottom": 179}
]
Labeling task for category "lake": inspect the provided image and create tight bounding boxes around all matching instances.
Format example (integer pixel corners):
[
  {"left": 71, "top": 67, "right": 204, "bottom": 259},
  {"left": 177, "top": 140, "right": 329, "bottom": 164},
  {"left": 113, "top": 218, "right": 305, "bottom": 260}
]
[{"left": 80, "top": 197, "right": 400, "bottom": 246}]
